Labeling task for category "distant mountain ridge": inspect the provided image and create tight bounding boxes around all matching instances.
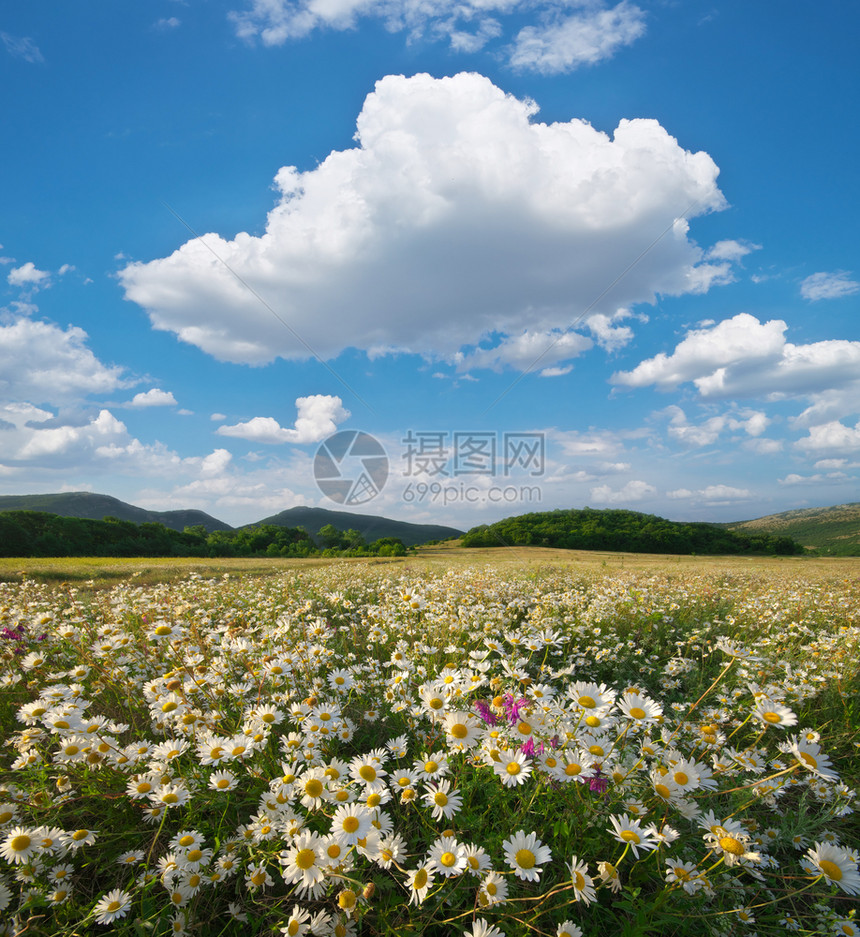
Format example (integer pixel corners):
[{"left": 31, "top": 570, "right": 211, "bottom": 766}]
[
  {"left": 0, "top": 492, "right": 463, "bottom": 546},
  {"left": 251, "top": 506, "right": 462, "bottom": 547},
  {"left": 0, "top": 492, "right": 232, "bottom": 533},
  {"left": 726, "top": 502, "right": 860, "bottom": 554}
]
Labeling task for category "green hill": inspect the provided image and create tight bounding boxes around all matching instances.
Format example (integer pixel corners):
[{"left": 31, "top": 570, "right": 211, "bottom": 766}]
[
  {"left": 462, "top": 508, "right": 803, "bottom": 556},
  {"left": 0, "top": 492, "right": 232, "bottom": 533},
  {"left": 726, "top": 502, "right": 860, "bottom": 554},
  {"left": 252, "top": 506, "right": 462, "bottom": 547}
]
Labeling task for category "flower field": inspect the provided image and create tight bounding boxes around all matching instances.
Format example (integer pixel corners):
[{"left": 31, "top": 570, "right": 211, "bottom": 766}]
[{"left": 1, "top": 561, "right": 858, "bottom": 936}]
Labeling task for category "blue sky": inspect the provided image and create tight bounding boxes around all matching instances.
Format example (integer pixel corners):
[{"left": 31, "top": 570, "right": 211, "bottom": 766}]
[{"left": 1, "top": 0, "right": 858, "bottom": 529}]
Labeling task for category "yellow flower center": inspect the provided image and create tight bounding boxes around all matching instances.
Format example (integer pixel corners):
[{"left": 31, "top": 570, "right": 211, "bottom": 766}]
[
  {"left": 517, "top": 721, "right": 532, "bottom": 735},
  {"left": 179, "top": 835, "right": 195, "bottom": 847},
  {"left": 327, "top": 843, "right": 342, "bottom": 859},
  {"left": 506, "top": 762, "right": 521, "bottom": 775},
  {"left": 10, "top": 834, "right": 31, "bottom": 852},
  {"left": 187, "top": 849, "right": 202, "bottom": 862},
  {"left": 162, "top": 702, "right": 178, "bottom": 713},
  {"left": 818, "top": 859, "right": 843, "bottom": 881},
  {"left": 424, "top": 760, "right": 439, "bottom": 773},
  {"left": 342, "top": 816, "right": 360, "bottom": 833},
  {"left": 441, "top": 851, "right": 457, "bottom": 867},
  {"left": 435, "top": 792, "right": 448, "bottom": 806},
  {"left": 719, "top": 835, "right": 744, "bottom": 856},
  {"left": 288, "top": 922, "right": 299, "bottom": 936},
  {"left": 106, "top": 900, "right": 121, "bottom": 912},
  {"left": 763, "top": 711, "right": 782, "bottom": 724},
  {"left": 413, "top": 868, "right": 428, "bottom": 889},
  {"left": 515, "top": 848, "right": 536, "bottom": 869},
  {"left": 655, "top": 783, "right": 672, "bottom": 799},
  {"left": 367, "top": 793, "right": 381, "bottom": 807},
  {"left": 304, "top": 779, "right": 323, "bottom": 798},
  {"left": 673, "top": 771, "right": 689, "bottom": 786},
  {"left": 359, "top": 765, "right": 377, "bottom": 782},
  {"left": 565, "top": 763, "right": 581, "bottom": 776},
  {"left": 620, "top": 831, "right": 640, "bottom": 843},
  {"left": 450, "top": 724, "right": 468, "bottom": 739},
  {"left": 629, "top": 706, "right": 646, "bottom": 720},
  {"left": 296, "top": 848, "right": 316, "bottom": 870},
  {"left": 579, "top": 695, "right": 596, "bottom": 708}
]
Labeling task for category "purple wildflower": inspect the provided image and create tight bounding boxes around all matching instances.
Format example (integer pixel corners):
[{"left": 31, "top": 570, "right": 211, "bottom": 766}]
[{"left": 474, "top": 701, "right": 497, "bottom": 725}]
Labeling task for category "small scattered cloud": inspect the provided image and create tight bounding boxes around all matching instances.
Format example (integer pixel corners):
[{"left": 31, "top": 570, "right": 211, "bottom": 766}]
[
  {"left": 590, "top": 479, "right": 655, "bottom": 503},
  {"left": 454, "top": 330, "right": 592, "bottom": 374},
  {"left": 509, "top": 2, "right": 646, "bottom": 75},
  {"left": 778, "top": 471, "right": 848, "bottom": 486},
  {"left": 155, "top": 17, "right": 182, "bottom": 29},
  {"left": 127, "top": 388, "right": 178, "bottom": 408},
  {"left": 667, "top": 484, "right": 753, "bottom": 501},
  {"left": 704, "top": 239, "right": 761, "bottom": 263},
  {"left": 1, "top": 32, "right": 44, "bottom": 64},
  {"left": 7, "top": 262, "right": 50, "bottom": 289},
  {"left": 663, "top": 405, "right": 768, "bottom": 448},
  {"left": 230, "top": 0, "right": 646, "bottom": 73},
  {"left": 216, "top": 395, "right": 350, "bottom": 445},
  {"left": 800, "top": 270, "right": 859, "bottom": 302},
  {"left": 210, "top": 412, "right": 227, "bottom": 421},
  {"left": 794, "top": 419, "right": 860, "bottom": 453}
]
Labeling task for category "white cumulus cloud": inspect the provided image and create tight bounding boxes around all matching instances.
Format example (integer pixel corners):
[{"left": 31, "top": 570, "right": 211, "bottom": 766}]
[
  {"left": 7, "top": 262, "right": 50, "bottom": 289},
  {"left": 0, "top": 317, "right": 128, "bottom": 406},
  {"left": 121, "top": 72, "right": 729, "bottom": 370},
  {"left": 216, "top": 395, "right": 350, "bottom": 444},
  {"left": 128, "top": 388, "right": 178, "bottom": 408},
  {"left": 794, "top": 420, "right": 860, "bottom": 453},
  {"left": 613, "top": 313, "right": 860, "bottom": 406}
]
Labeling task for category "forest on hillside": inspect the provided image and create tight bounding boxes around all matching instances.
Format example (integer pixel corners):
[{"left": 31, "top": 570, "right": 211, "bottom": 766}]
[
  {"left": 462, "top": 508, "right": 804, "bottom": 555},
  {"left": 0, "top": 511, "right": 408, "bottom": 558}
]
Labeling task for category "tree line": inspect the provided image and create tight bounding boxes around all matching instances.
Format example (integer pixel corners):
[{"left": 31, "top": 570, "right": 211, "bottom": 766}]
[
  {"left": 0, "top": 512, "right": 408, "bottom": 558},
  {"left": 461, "top": 508, "right": 804, "bottom": 555}
]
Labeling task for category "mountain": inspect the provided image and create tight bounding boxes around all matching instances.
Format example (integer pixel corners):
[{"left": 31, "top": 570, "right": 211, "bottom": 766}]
[
  {"left": 250, "top": 506, "right": 462, "bottom": 547},
  {"left": 0, "top": 492, "right": 232, "bottom": 533},
  {"left": 725, "top": 502, "right": 860, "bottom": 554}
]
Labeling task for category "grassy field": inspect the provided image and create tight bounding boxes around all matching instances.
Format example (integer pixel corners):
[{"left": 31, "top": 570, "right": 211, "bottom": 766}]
[
  {"left": 2, "top": 544, "right": 858, "bottom": 588},
  {"left": 1, "top": 550, "right": 858, "bottom": 936}
]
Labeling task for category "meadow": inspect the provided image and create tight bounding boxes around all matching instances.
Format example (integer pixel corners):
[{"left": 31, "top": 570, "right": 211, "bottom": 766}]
[{"left": 1, "top": 549, "right": 858, "bottom": 936}]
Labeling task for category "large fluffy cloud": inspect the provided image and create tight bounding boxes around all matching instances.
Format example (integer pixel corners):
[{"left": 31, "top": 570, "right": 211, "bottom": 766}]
[
  {"left": 121, "top": 72, "right": 729, "bottom": 369},
  {"left": 230, "top": 0, "right": 645, "bottom": 72}
]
